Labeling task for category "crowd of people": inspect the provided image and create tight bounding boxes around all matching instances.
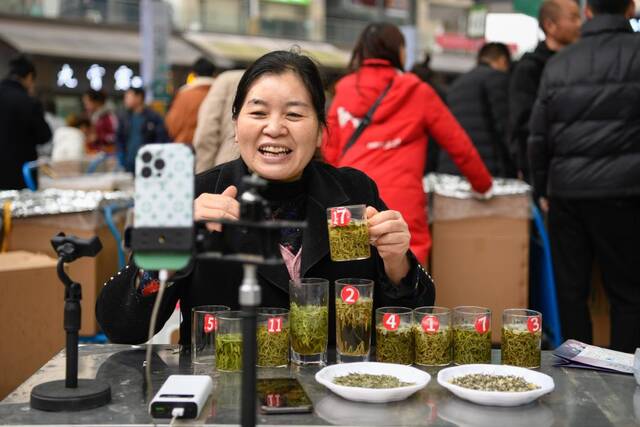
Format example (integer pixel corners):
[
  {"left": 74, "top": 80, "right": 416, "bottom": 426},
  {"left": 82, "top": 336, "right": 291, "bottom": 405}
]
[{"left": 1, "top": 0, "right": 638, "bottom": 353}]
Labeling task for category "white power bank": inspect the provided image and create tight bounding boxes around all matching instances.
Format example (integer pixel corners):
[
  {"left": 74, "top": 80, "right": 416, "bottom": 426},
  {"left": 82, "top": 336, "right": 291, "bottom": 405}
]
[{"left": 149, "top": 375, "right": 213, "bottom": 419}]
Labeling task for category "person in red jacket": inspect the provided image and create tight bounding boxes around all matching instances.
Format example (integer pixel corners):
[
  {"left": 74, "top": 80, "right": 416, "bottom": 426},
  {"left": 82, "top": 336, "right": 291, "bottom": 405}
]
[{"left": 323, "top": 22, "right": 493, "bottom": 264}]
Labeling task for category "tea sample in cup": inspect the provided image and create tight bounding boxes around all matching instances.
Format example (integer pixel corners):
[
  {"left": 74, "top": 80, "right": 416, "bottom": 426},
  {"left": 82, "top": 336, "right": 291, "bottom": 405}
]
[{"left": 327, "top": 205, "right": 370, "bottom": 262}]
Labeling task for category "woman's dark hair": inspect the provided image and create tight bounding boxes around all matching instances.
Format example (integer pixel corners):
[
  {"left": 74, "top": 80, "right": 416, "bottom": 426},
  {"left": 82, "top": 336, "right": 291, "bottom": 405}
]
[
  {"left": 84, "top": 89, "right": 107, "bottom": 104},
  {"left": 231, "top": 50, "right": 326, "bottom": 127},
  {"left": 8, "top": 55, "right": 36, "bottom": 79},
  {"left": 349, "top": 23, "right": 405, "bottom": 71}
]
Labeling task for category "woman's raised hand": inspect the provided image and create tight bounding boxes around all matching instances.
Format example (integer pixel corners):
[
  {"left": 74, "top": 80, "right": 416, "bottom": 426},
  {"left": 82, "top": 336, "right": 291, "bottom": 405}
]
[
  {"left": 194, "top": 185, "right": 240, "bottom": 232},
  {"left": 366, "top": 206, "right": 411, "bottom": 284}
]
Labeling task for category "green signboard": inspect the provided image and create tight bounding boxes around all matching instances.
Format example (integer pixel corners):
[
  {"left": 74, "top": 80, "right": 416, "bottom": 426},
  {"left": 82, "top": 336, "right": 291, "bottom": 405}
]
[{"left": 513, "top": 0, "right": 544, "bottom": 18}]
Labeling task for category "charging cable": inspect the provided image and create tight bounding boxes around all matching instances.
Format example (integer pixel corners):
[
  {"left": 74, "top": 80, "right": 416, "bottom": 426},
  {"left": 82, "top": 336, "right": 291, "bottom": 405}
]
[
  {"left": 145, "top": 269, "right": 169, "bottom": 401},
  {"left": 170, "top": 407, "right": 184, "bottom": 425}
]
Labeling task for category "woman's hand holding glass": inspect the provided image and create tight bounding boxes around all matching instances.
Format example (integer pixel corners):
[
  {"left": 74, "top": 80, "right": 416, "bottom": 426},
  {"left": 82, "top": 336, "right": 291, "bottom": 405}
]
[
  {"left": 194, "top": 185, "right": 240, "bottom": 232},
  {"left": 366, "top": 206, "right": 411, "bottom": 284}
]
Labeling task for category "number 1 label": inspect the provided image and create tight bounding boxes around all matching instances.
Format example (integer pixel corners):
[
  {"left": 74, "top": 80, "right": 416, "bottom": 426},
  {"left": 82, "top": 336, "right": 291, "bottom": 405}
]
[
  {"left": 475, "top": 315, "right": 489, "bottom": 334},
  {"left": 421, "top": 315, "right": 440, "bottom": 333}
]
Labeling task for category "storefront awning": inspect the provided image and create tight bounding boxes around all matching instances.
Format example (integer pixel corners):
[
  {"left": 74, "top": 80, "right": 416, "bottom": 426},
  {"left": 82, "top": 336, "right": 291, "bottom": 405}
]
[
  {"left": 183, "top": 31, "right": 351, "bottom": 70},
  {"left": 0, "top": 17, "right": 201, "bottom": 66}
]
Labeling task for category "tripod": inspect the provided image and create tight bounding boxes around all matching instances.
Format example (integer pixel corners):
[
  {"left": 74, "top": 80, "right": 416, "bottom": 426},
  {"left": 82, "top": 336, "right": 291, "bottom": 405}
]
[{"left": 30, "top": 233, "right": 111, "bottom": 412}]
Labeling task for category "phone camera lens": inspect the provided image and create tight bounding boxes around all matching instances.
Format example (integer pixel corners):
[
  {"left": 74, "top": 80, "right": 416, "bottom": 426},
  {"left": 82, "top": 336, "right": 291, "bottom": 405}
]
[
  {"left": 154, "top": 159, "right": 165, "bottom": 170},
  {"left": 141, "top": 167, "right": 152, "bottom": 178},
  {"left": 141, "top": 152, "right": 153, "bottom": 163}
]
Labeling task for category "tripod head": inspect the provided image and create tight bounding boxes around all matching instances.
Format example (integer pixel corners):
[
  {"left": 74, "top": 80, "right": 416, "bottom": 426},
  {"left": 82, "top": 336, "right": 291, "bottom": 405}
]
[{"left": 51, "top": 233, "right": 102, "bottom": 263}]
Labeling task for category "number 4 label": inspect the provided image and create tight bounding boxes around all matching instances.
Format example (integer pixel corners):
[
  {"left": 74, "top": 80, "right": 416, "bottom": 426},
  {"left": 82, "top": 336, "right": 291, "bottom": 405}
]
[
  {"left": 421, "top": 315, "right": 439, "bottom": 333},
  {"left": 203, "top": 314, "right": 217, "bottom": 333},
  {"left": 383, "top": 313, "right": 400, "bottom": 331},
  {"left": 475, "top": 315, "right": 489, "bottom": 334},
  {"left": 267, "top": 317, "right": 283, "bottom": 333},
  {"left": 341, "top": 286, "right": 359, "bottom": 304},
  {"left": 528, "top": 316, "right": 541, "bottom": 333}
]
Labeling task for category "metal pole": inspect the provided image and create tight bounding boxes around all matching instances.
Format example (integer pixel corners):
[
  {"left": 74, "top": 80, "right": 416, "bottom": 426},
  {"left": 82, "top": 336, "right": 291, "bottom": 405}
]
[{"left": 239, "top": 264, "right": 261, "bottom": 427}]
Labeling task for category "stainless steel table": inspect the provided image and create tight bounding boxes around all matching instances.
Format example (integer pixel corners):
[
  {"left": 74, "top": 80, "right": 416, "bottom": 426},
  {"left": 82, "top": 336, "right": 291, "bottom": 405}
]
[{"left": 1, "top": 345, "right": 638, "bottom": 426}]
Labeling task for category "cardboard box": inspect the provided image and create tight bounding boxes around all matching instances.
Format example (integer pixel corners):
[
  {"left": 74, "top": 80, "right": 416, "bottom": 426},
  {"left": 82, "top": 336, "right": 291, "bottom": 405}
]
[
  {"left": 0, "top": 251, "right": 64, "bottom": 399},
  {"left": 7, "top": 211, "right": 125, "bottom": 336},
  {"left": 430, "top": 194, "right": 530, "bottom": 343}
]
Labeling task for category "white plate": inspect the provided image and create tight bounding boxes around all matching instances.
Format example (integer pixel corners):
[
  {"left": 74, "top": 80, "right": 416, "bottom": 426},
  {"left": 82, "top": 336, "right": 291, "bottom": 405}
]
[
  {"left": 315, "top": 362, "right": 431, "bottom": 403},
  {"left": 437, "top": 364, "right": 554, "bottom": 407}
]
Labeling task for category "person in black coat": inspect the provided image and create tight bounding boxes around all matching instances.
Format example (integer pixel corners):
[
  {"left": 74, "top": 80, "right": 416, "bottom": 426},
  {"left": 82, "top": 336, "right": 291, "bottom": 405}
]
[
  {"left": 508, "top": 0, "right": 581, "bottom": 182},
  {"left": 438, "top": 43, "right": 515, "bottom": 178},
  {"left": 115, "top": 87, "right": 169, "bottom": 172},
  {"left": 96, "top": 51, "right": 435, "bottom": 348},
  {"left": 0, "top": 55, "right": 51, "bottom": 189},
  {"left": 528, "top": 0, "right": 640, "bottom": 353}
]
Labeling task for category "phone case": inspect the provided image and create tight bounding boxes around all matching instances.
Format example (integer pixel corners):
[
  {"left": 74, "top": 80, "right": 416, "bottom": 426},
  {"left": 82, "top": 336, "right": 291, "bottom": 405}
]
[{"left": 133, "top": 143, "right": 194, "bottom": 270}]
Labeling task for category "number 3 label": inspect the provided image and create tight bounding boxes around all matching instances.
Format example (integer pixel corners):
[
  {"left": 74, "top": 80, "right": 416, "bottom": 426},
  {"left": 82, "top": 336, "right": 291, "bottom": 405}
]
[
  {"left": 341, "top": 286, "right": 359, "bottom": 304},
  {"left": 203, "top": 314, "right": 217, "bottom": 333},
  {"left": 331, "top": 207, "right": 351, "bottom": 227},
  {"left": 383, "top": 313, "right": 400, "bottom": 331},
  {"left": 421, "top": 315, "right": 440, "bottom": 333},
  {"left": 528, "top": 316, "right": 541, "bottom": 333},
  {"left": 267, "top": 316, "right": 283, "bottom": 333},
  {"left": 475, "top": 315, "right": 489, "bottom": 334}
]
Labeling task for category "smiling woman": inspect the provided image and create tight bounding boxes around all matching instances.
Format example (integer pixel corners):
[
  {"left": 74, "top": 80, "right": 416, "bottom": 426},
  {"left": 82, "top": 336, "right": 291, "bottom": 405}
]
[{"left": 95, "top": 50, "right": 436, "bottom": 349}]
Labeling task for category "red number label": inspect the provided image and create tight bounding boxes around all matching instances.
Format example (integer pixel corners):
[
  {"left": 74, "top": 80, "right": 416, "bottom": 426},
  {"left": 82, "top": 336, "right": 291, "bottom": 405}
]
[
  {"left": 421, "top": 315, "right": 440, "bottom": 333},
  {"left": 204, "top": 314, "right": 217, "bottom": 333},
  {"left": 475, "top": 315, "right": 489, "bottom": 334},
  {"left": 267, "top": 317, "right": 283, "bottom": 333},
  {"left": 383, "top": 313, "right": 400, "bottom": 331},
  {"left": 330, "top": 207, "right": 351, "bottom": 227},
  {"left": 340, "top": 286, "right": 359, "bottom": 304},
  {"left": 528, "top": 316, "right": 541, "bottom": 333},
  {"left": 266, "top": 394, "right": 281, "bottom": 407}
]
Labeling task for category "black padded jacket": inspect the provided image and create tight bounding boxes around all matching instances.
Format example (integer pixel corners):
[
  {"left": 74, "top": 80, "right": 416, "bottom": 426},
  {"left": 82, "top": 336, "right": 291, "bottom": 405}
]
[{"left": 528, "top": 15, "right": 640, "bottom": 199}]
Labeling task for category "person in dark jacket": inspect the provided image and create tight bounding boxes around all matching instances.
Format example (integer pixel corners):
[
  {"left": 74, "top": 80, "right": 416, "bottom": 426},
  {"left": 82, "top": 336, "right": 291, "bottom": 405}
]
[
  {"left": 438, "top": 43, "right": 515, "bottom": 178},
  {"left": 509, "top": 0, "right": 581, "bottom": 181},
  {"left": 115, "top": 87, "right": 169, "bottom": 172},
  {"left": 528, "top": 0, "right": 640, "bottom": 353},
  {"left": 96, "top": 51, "right": 435, "bottom": 347},
  {"left": 0, "top": 55, "right": 51, "bottom": 189}
]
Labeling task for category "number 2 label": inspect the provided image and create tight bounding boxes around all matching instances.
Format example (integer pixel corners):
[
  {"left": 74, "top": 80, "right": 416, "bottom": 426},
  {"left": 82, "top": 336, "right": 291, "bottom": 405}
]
[
  {"left": 383, "top": 313, "right": 400, "bottom": 331},
  {"left": 203, "top": 314, "right": 217, "bottom": 333},
  {"left": 421, "top": 315, "right": 440, "bottom": 333},
  {"left": 527, "top": 316, "right": 541, "bottom": 333},
  {"left": 341, "top": 286, "right": 359, "bottom": 304},
  {"left": 267, "top": 317, "right": 283, "bottom": 333},
  {"left": 331, "top": 207, "right": 351, "bottom": 227},
  {"left": 475, "top": 315, "right": 489, "bottom": 334}
]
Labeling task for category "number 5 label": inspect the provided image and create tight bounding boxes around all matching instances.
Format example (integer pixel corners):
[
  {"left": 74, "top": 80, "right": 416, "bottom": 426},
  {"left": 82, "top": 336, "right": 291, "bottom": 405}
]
[
  {"left": 341, "top": 286, "right": 359, "bottom": 304},
  {"left": 203, "top": 314, "right": 217, "bottom": 333},
  {"left": 383, "top": 313, "right": 400, "bottom": 331},
  {"left": 475, "top": 315, "right": 489, "bottom": 334}
]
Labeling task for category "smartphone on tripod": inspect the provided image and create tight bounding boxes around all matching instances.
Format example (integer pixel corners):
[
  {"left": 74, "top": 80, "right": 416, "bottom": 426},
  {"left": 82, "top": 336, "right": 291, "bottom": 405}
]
[{"left": 132, "top": 143, "right": 194, "bottom": 271}]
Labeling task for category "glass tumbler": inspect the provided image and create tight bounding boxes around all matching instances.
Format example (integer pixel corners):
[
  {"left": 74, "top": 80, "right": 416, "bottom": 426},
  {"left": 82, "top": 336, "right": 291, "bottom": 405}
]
[
  {"left": 413, "top": 306, "right": 452, "bottom": 366},
  {"left": 257, "top": 307, "right": 290, "bottom": 368},
  {"left": 501, "top": 309, "right": 542, "bottom": 368},
  {"left": 453, "top": 306, "right": 492, "bottom": 365},
  {"left": 191, "top": 305, "right": 231, "bottom": 365},
  {"left": 289, "top": 278, "right": 329, "bottom": 366},
  {"left": 327, "top": 204, "right": 370, "bottom": 262},
  {"left": 215, "top": 311, "right": 244, "bottom": 372},
  {"left": 375, "top": 307, "right": 414, "bottom": 365},
  {"left": 335, "top": 278, "right": 374, "bottom": 363}
]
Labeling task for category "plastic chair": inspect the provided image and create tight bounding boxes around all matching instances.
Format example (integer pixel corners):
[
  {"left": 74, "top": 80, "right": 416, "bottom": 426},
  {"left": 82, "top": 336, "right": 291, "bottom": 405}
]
[{"left": 530, "top": 204, "right": 563, "bottom": 348}]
